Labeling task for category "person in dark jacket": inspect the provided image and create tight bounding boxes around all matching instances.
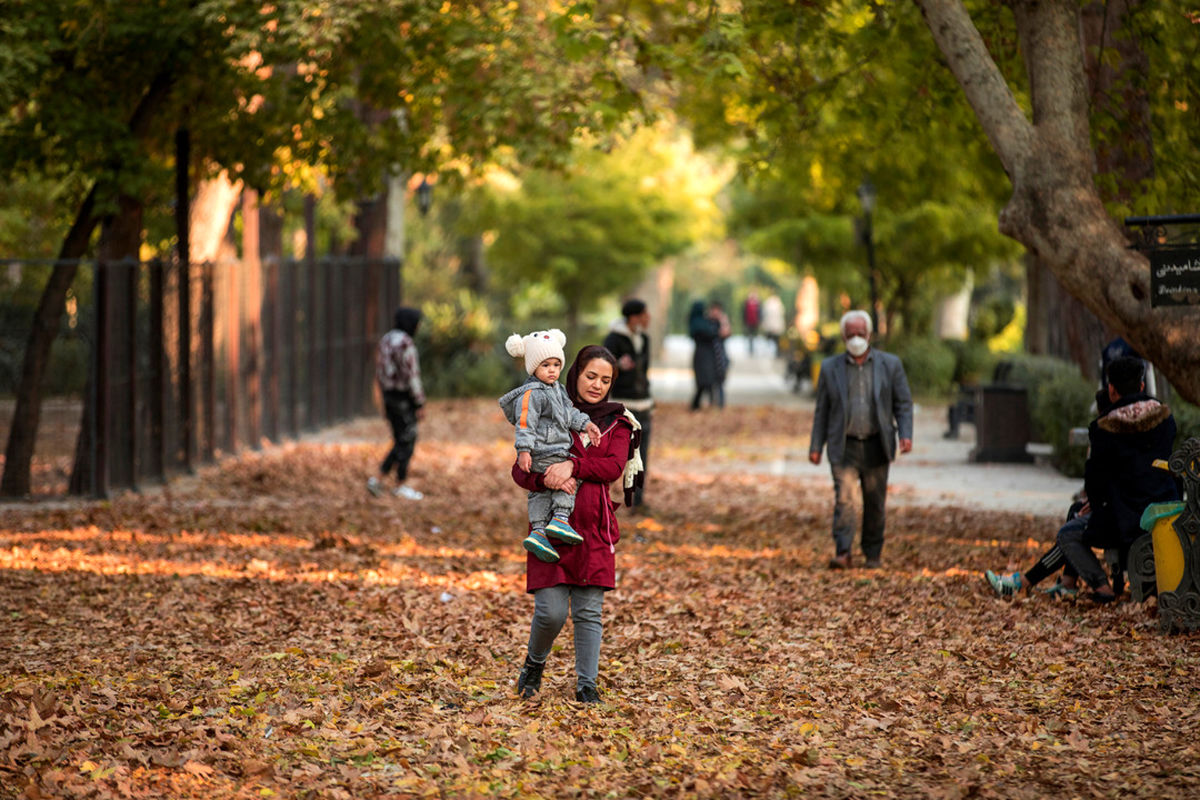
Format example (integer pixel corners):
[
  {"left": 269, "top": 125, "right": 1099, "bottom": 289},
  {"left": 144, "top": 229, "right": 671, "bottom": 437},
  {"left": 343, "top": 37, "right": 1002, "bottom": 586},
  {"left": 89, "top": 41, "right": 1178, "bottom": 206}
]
[
  {"left": 367, "top": 307, "right": 426, "bottom": 500},
  {"left": 688, "top": 300, "right": 729, "bottom": 410},
  {"left": 511, "top": 345, "right": 637, "bottom": 704},
  {"left": 603, "top": 298, "right": 653, "bottom": 511},
  {"left": 987, "top": 356, "right": 1178, "bottom": 602}
]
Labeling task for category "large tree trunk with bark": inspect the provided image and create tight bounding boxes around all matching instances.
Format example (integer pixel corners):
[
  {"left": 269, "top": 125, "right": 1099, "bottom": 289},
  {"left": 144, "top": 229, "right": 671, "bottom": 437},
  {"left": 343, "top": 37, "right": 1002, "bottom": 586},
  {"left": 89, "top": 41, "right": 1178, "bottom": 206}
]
[{"left": 915, "top": 0, "right": 1200, "bottom": 403}]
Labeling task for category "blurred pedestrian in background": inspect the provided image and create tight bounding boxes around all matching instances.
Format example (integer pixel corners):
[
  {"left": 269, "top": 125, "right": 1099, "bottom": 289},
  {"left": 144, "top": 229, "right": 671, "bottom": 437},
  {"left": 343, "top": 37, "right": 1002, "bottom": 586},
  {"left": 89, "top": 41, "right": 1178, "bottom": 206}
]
[
  {"left": 742, "top": 291, "right": 761, "bottom": 354},
  {"left": 761, "top": 293, "right": 786, "bottom": 356},
  {"left": 688, "top": 299, "right": 730, "bottom": 410},
  {"left": 604, "top": 298, "right": 654, "bottom": 513},
  {"left": 368, "top": 307, "right": 426, "bottom": 500}
]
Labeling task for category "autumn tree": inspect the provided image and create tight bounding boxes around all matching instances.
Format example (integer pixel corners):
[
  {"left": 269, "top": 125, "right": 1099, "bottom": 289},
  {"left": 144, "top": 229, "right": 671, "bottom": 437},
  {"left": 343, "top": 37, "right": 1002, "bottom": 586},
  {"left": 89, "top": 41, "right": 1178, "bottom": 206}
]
[
  {"left": 623, "top": 0, "right": 1199, "bottom": 396},
  {"left": 0, "top": 0, "right": 648, "bottom": 495},
  {"left": 482, "top": 127, "right": 723, "bottom": 342}
]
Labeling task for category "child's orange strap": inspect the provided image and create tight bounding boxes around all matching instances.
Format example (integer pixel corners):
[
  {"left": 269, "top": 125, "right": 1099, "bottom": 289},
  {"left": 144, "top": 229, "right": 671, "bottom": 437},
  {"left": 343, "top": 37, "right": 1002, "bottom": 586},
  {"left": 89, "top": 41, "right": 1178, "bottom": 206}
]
[{"left": 518, "top": 389, "right": 533, "bottom": 428}]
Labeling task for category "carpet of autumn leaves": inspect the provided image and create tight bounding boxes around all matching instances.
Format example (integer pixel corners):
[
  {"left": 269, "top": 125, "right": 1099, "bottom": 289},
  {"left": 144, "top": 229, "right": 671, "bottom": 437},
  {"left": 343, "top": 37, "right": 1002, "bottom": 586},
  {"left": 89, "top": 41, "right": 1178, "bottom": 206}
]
[{"left": 2, "top": 399, "right": 1199, "bottom": 799}]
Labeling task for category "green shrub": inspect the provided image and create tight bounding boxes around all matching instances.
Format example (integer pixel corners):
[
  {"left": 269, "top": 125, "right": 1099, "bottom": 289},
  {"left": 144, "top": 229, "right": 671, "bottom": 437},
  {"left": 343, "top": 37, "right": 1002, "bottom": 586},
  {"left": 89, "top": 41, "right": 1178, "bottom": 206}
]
[
  {"left": 999, "top": 354, "right": 1078, "bottom": 390},
  {"left": 422, "top": 348, "right": 513, "bottom": 399},
  {"left": 417, "top": 290, "right": 512, "bottom": 399},
  {"left": 945, "top": 338, "right": 998, "bottom": 386},
  {"left": 1172, "top": 398, "right": 1200, "bottom": 450},
  {"left": 889, "top": 337, "right": 957, "bottom": 397},
  {"left": 1028, "top": 369, "right": 1095, "bottom": 477}
]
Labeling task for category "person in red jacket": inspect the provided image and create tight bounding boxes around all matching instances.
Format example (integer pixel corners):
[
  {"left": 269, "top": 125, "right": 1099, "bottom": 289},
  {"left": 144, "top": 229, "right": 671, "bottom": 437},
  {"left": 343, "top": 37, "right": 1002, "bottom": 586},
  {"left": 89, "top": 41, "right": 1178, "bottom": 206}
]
[{"left": 510, "top": 344, "right": 638, "bottom": 704}]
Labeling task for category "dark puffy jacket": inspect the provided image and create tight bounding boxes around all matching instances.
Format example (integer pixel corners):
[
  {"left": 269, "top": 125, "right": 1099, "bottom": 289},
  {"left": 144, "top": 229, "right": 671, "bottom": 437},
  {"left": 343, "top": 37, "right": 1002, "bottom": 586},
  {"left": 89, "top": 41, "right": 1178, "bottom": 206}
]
[{"left": 1085, "top": 393, "right": 1178, "bottom": 545}]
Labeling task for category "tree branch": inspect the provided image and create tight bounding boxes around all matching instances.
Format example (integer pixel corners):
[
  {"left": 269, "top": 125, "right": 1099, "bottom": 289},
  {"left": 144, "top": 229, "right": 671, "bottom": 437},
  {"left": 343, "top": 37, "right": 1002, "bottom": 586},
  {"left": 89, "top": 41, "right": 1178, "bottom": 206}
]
[
  {"left": 1008, "top": 0, "right": 1092, "bottom": 169},
  {"left": 912, "top": 0, "right": 1034, "bottom": 178}
]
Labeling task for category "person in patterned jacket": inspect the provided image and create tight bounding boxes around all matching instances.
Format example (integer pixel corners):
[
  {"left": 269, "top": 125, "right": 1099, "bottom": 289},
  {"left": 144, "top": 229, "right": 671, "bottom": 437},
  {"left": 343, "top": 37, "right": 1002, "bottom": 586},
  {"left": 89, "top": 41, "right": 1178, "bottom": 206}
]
[{"left": 367, "top": 307, "right": 426, "bottom": 500}]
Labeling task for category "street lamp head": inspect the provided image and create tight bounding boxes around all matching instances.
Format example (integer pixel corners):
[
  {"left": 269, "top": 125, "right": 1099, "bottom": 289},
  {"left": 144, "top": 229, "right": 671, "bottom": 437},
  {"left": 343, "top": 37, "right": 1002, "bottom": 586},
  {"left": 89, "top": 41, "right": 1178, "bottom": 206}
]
[
  {"left": 856, "top": 179, "right": 876, "bottom": 215},
  {"left": 416, "top": 176, "right": 433, "bottom": 217}
]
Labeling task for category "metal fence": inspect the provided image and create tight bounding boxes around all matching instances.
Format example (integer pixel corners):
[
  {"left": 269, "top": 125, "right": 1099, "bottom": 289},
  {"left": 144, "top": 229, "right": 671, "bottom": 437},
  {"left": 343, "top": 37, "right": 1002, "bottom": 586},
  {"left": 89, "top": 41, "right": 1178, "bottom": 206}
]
[{"left": 1, "top": 256, "right": 401, "bottom": 497}]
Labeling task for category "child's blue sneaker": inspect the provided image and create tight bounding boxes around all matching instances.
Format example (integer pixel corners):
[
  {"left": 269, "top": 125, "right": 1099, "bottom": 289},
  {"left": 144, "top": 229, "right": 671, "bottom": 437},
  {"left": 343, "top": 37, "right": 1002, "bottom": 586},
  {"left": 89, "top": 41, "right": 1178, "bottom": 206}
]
[
  {"left": 985, "top": 569, "right": 1023, "bottom": 597},
  {"left": 523, "top": 530, "right": 560, "bottom": 563},
  {"left": 545, "top": 517, "right": 583, "bottom": 545}
]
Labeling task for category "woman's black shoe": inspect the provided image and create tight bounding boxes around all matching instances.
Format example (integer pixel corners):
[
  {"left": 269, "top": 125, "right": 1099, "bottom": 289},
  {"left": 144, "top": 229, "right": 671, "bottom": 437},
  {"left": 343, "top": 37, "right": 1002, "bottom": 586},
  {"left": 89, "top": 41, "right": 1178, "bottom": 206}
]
[
  {"left": 574, "top": 685, "right": 601, "bottom": 703},
  {"left": 516, "top": 656, "right": 545, "bottom": 698}
]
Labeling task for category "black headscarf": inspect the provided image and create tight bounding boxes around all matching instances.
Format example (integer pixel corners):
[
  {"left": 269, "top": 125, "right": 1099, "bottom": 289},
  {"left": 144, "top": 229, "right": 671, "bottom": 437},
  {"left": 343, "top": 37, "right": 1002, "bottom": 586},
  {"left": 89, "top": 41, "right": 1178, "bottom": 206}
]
[
  {"left": 567, "top": 345, "right": 643, "bottom": 505},
  {"left": 566, "top": 345, "right": 624, "bottom": 425}
]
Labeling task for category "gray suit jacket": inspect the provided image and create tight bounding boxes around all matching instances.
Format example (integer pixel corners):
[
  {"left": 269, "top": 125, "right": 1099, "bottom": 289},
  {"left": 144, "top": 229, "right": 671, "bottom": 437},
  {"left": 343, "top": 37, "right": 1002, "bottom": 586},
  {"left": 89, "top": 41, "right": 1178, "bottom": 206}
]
[{"left": 809, "top": 349, "right": 913, "bottom": 466}]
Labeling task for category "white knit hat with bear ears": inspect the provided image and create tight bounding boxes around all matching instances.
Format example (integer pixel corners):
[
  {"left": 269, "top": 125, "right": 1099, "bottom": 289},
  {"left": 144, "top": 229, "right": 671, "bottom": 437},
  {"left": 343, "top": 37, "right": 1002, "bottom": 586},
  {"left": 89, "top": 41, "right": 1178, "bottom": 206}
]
[{"left": 506, "top": 329, "right": 567, "bottom": 376}]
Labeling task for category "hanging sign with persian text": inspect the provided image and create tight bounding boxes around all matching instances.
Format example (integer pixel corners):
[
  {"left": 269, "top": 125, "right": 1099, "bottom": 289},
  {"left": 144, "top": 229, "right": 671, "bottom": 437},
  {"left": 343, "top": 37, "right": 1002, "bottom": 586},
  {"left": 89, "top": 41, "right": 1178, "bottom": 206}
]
[{"left": 1150, "top": 246, "right": 1200, "bottom": 307}]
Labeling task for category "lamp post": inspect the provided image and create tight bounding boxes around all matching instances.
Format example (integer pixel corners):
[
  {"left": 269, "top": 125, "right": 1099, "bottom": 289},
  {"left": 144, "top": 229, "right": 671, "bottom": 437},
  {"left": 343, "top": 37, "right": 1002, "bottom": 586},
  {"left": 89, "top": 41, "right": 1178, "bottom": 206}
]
[
  {"left": 856, "top": 179, "right": 880, "bottom": 333},
  {"left": 416, "top": 176, "right": 433, "bottom": 217}
]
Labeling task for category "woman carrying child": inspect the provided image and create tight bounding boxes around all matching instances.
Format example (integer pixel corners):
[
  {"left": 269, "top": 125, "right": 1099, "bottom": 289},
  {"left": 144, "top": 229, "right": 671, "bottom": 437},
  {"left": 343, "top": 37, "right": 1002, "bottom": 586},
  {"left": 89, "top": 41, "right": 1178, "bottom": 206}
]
[{"left": 510, "top": 345, "right": 639, "bottom": 704}]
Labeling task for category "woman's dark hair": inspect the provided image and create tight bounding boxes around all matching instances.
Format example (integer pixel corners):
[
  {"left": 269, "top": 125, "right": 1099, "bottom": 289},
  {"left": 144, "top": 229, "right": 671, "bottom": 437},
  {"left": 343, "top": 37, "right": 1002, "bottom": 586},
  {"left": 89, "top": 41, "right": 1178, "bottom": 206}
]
[{"left": 573, "top": 344, "right": 618, "bottom": 378}]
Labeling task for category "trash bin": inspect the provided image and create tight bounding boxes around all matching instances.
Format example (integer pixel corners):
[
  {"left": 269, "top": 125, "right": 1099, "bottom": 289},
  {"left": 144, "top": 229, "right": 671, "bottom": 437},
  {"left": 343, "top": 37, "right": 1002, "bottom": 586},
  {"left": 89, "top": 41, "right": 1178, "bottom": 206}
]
[{"left": 970, "top": 384, "right": 1033, "bottom": 463}]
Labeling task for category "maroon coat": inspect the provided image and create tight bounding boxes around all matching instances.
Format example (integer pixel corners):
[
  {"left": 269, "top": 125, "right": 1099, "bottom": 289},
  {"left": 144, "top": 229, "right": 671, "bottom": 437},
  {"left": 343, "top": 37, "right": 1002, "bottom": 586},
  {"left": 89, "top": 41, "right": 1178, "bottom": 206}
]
[{"left": 511, "top": 415, "right": 631, "bottom": 593}]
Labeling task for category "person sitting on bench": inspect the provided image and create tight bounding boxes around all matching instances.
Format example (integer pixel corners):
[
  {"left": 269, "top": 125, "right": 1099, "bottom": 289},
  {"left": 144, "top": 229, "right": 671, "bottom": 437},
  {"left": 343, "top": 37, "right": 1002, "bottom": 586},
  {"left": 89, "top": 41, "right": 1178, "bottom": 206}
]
[{"left": 984, "top": 356, "right": 1178, "bottom": 603}]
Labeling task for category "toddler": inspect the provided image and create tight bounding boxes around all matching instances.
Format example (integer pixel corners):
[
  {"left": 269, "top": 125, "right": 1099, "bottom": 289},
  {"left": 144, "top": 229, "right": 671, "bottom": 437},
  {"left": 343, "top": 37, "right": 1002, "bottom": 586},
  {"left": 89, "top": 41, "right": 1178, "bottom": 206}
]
[{"left": 499, "top": 329, "right": 600, "bottom": 562}]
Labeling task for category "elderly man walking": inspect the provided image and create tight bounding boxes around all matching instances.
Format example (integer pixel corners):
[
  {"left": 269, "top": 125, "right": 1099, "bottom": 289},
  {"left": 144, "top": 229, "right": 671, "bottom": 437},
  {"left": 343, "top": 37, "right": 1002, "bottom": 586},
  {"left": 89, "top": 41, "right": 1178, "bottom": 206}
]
[{"left": 809, "top": 310, "right": 913, "bottom": 569}]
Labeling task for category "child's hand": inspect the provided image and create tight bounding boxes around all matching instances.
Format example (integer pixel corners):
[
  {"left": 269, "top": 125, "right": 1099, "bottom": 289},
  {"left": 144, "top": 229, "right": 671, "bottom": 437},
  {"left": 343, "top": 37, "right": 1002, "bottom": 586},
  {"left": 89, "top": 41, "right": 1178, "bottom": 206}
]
[
  {"left": 517, "top": 451, "right": 532, "bottom": 472},
  {"left": 584, "top": 422, "right": 601, "bottom": 447}
]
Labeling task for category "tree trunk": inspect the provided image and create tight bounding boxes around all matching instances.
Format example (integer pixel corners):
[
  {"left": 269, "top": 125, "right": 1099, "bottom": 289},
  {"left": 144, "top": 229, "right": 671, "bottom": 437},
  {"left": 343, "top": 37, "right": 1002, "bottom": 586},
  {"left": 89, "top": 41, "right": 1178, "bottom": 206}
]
[
  {"left": 914, "top": 0, "right": 1200, "bottom": 403},
  {"left": 0, "top": 190, "right": 98, "bottom": 496},
  {"left": 1026, "top": 253, "right": 1110, "bottom": 381},
  {"left": 0, "top": 67, "right": 177, "bottom": 496},
  {"left": 260, "top": 199, "right": 284, "bottom": 443},
  {"left": 69, "top": 195, "right": 145, "bottom": 495},
  {"left": 190, "top": 172, "right": 243, "bottom": 263}
]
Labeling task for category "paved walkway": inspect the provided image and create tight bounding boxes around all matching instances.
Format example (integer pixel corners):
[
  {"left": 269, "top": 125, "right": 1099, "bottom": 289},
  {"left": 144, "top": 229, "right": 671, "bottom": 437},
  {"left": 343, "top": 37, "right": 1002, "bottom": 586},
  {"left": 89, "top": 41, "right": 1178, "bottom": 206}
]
[{"left": 650, "top": 335, "right": 1080, "bottom": 517}]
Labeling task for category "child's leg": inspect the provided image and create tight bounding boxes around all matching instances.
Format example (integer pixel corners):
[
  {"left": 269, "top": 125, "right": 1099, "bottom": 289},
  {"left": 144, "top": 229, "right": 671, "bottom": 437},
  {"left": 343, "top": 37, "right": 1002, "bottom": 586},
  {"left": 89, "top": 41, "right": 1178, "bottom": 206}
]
[
  {"left": 551, "top": 489, "right": 576, "bottom": 521},
  {"left": 527, "top": 490, "right": 553, "bottom": 532},
  {"left": 545, "top": 491, "right": 582, "bottom": 544},
  {"left": 524, "top": 490, "right": 559, "bottom": 562}
]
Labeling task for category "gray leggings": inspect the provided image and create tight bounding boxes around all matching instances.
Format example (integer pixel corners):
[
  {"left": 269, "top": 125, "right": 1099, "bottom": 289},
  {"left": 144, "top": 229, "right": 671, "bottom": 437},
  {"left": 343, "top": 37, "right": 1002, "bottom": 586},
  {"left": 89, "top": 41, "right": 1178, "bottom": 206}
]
[{"left": 526, "top": 585, "right": 605, "bottom": 690}]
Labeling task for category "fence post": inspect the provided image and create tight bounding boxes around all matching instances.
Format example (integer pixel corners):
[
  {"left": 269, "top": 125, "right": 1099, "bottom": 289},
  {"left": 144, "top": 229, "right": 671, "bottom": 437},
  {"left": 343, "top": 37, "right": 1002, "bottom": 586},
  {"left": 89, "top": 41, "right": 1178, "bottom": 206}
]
[
  {"left": 324, "top": 256, "right": 336, "bottom": 424},
  {"left": 265, "top": 253, "right": 280, "bottom": 443},
  {"left": 226, "top": 256, "right": 241, "bottom": 454},
  {"left": 93, "top": 260, "right": 109, "bottom": 498},
  {"left": 304, "top": 196, "right": 318, "bottom": 430},
  {"left": 127, "top": 258, "right": 138, "bottom": 491},
  {"left": 148, "top": 258, "right": 165, "bottom": 483},
  {"left": 285, "top": 259, "right": 298, "bottom": 437},
  {"left": 176, "top": 127, "right": 194, "bottom": 472},
  {"left": 201, "top": 262, "right": 216, "bottom": 461}
]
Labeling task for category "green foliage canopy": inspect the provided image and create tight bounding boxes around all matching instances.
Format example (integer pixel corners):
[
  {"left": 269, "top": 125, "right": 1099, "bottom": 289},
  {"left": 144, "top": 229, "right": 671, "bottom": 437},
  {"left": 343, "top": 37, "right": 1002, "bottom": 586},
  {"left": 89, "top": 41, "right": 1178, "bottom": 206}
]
[{"left": 482, "top": 127, "right": 722, "bottom": 331}]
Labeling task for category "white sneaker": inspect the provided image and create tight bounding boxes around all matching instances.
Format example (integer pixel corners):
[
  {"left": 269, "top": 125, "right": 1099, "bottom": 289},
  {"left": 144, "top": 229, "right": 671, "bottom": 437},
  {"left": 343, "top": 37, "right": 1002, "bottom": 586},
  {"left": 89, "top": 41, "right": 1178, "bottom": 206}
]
[
  {"left": 366, "top": 476, "right": 383, "bottom": 497},
  {"left": 394, "top": 485, "right": 424, "bottom": 501}
]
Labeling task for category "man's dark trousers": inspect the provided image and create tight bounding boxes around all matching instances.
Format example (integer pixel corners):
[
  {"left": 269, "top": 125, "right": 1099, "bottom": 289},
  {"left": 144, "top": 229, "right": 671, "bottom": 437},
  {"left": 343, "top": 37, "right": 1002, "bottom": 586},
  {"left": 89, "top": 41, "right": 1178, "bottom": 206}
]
[
  {"left": 381, "top": 390, "right": 418, "bottom": 481},
  {"left": 831, "top": 435, "right": 889, "bottom": 560}
]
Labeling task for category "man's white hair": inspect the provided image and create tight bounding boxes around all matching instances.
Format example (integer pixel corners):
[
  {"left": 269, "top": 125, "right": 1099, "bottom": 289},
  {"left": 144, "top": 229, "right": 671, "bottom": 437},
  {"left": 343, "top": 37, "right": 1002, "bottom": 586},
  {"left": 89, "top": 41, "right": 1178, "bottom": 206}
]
[{"left": 839, "top": 310, "right": 873, "bottom": 336}]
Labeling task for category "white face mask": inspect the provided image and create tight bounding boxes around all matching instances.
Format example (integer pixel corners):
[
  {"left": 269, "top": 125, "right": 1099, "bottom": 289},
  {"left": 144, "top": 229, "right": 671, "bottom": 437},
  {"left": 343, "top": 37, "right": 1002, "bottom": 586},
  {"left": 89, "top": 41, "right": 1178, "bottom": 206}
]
[{"left": 846, "top": 335, "right": 869, "bottom": 357}]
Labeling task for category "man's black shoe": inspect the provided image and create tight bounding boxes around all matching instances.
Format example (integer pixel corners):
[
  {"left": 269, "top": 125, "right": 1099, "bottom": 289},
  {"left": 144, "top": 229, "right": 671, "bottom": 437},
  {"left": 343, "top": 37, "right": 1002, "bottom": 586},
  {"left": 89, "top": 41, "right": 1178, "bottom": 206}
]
[{"left": 517, "top": 656, "right": 545, "bottom": 698}]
